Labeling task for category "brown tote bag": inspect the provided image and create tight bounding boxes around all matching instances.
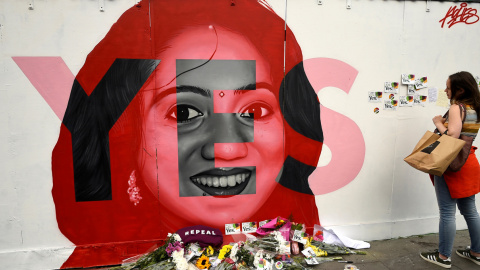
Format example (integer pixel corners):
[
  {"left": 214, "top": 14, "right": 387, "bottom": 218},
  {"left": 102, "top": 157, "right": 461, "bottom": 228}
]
[{"left": 404, "top": 130, "right": 465, "bottom": 176}]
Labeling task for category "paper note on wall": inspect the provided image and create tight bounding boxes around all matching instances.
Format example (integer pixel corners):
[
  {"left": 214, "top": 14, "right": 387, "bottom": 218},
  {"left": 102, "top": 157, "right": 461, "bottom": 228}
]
[
  {"left": 436, "top": 89, "right": 449, "bottom": 107},
  {"left": 428, "top": 87, "right": 438, "bottom": 102}
]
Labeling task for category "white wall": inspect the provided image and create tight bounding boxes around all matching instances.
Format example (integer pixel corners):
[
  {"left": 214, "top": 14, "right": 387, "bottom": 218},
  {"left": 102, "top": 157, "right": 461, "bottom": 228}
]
[
  {"left": 274, "top": 0, "right": 480, "bottom": 241},
  {"left": 0, "top": 1, "right": 138, "bottom": 268},
  {"left": 1, "top": 0, "right": 480, "bottom": 269}
]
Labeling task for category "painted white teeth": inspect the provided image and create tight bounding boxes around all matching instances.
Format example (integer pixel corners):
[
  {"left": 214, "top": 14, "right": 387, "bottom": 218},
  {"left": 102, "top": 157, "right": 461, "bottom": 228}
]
[
  {"left": 192, "top": 173, "right": 249, "bottom": 188},
  {"left": 235, "top": 174, "right": 242, "bottom": 184},
  {"left": 207, "top": 177, "right": 212, "bottom": 186},
  {"left": 219, "top": 176, "right": 227, "bottom": 187},
  {"left": 227, "top": 175, "right": 236, "bottom": 187}
]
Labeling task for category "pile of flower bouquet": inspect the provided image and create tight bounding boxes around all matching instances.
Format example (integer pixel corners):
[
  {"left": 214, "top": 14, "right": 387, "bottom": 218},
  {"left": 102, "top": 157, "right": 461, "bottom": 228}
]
[{"left": 113, "top": 217, "right": 363, "bottom": 270}]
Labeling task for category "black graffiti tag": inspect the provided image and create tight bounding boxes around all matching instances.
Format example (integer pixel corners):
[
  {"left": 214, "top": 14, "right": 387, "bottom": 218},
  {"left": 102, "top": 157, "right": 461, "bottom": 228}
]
[{"left": 439, "top": 3, "right": 479, "bottom": 28}]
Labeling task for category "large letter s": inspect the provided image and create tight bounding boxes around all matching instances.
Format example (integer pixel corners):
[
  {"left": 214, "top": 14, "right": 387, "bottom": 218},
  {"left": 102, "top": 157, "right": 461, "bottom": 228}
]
[{"left": 304, "top": 58, "right": 365, "bottom": 195}]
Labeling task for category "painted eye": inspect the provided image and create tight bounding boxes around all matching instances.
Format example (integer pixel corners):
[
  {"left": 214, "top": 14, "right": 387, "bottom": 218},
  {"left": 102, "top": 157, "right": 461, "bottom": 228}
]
[
  {"left": 240, "top": 103, "right": 273, "bottom": 120},
  {"left": 167, "top": 105, "right": 203, "bottom": 123}
]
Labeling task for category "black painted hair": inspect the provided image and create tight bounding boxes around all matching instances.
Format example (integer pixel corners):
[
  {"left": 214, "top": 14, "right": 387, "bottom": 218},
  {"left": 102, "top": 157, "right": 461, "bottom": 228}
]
[
  {"left": 62, "top": 59, "right": 159, "bottom": 201},
  {"left": 279, "top": 62, "right": 323, "bottom": 195}
]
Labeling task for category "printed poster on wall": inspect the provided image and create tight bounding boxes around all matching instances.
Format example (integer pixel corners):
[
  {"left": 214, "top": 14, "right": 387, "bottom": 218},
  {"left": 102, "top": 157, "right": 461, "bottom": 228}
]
[
  {"left": 401, "top": 74, "right": 415, "bottom": 85},
  {"left": 414, "top": 77, "right": 428, "bottom": 89},
  {"left": 407, "top": 85, "right": 416, "bottom": 95},
  {"left": 414, "top": 95, "right": 427, "bottom": 107},
  {"left": 384, "top": 82, "right": 399, "bottom": 93},
  {"left": 242, "top": 222, "right": 257, "bottom": 233},
  {"left": 384, "top": 99, "right": 397, "bottom": 111},
  {"left": 368, "top": 91, "right": 382, "bottom": 102},
  {"left": 225, "top": 223, "right": 241, "bottom": 235},
  {"left": 259, "top": 219, "right": 271, "bottom": 228},
  {"left": 399, "top": 96, "right": 413, "bottom": 107}
]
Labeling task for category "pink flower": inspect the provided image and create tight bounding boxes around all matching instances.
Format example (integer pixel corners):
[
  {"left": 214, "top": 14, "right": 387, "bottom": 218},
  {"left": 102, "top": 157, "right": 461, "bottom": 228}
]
[
  {"left": 313, "top": 235, "right": 324, "bottom": 242},
  {"left": 166, "top": 242, "right": 183, "bottom": 256}
]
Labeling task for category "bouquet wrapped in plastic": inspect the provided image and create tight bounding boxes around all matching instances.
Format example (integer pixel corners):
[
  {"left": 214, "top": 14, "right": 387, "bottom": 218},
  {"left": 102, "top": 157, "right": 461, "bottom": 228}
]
[
  {"left": 305, "top": 237, "right": 356, "bottom": 257},
  {"left": 256, "top": 216, "right": 292, "bottom": 241},
  {"left": 247, "top": 231, "right": 290, "bottom": 255}
]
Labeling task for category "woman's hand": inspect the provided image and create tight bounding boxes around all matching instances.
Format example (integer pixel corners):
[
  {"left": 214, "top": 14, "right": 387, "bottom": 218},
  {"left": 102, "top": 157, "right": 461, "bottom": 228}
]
[
  {"left": 432, "top": 115, "right": 446, "bottom": 125},
  {"left": 432, "top": 115, "right": 448, "bottom": 135}
]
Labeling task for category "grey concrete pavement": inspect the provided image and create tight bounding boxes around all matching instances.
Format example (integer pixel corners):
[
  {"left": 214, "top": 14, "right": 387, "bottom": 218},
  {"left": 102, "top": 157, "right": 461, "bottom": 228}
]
[{"left": 316, "top": 229, "right": 477, "bottom": 270}]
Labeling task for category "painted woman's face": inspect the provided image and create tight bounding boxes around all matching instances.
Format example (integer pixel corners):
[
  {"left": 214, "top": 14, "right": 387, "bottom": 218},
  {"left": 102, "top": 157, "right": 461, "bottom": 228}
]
[{"left": 139, "top": 26, "right": 284, "bottom": 226}]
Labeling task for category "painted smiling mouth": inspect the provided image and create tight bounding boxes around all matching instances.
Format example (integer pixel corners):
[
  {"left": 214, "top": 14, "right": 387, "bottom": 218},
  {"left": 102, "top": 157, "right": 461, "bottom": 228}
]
[{"left": 190, "top": 168, "right": 252, "bottom": 196}]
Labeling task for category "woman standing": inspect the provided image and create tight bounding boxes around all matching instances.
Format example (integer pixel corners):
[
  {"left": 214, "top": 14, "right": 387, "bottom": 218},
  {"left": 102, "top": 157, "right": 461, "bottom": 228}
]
[{"left": 420, "top": 71, "right": 480, "bottom": 268}]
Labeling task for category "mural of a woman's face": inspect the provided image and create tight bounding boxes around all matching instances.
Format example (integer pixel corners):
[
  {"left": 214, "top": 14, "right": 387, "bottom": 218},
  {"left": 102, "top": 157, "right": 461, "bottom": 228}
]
[{"left": 139, "top": 26, "right": 284, "bottom": 226}]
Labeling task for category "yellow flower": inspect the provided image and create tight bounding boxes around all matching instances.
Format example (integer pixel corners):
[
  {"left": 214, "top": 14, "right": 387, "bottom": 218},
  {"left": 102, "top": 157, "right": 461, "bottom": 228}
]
[
  {"left": 196, "top": 255, "right": 211, "bottom": 269},
  {"left": 205, "top": 246, "right": 214, "bottom": 256},
  {"left": 305, "top": 243, "right": 327, "bottom": 257},
  {"left": 305, "top": 238, "right": 327, "bottom": 257},
  {"left": 218, "top": 245, "right": 232, "bottom": 260},
  {"left": 306, "top": 237, "right": 312, "bottom": 247}
]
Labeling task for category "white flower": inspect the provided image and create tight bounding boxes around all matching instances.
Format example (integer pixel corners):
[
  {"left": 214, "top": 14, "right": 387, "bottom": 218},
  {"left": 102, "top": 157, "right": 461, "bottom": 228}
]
[
  {"left": 172, "top": 249, "right": 184, "bottom": 258},
  {"left": 254, "top": 251, "right": 274, "bottom": 270},
  {"left": 253, "top": 250, "right": 264, "bottom": 267},
  {"left": 172, "top": 233, "right": 182, "bottom": 242},
  {"left": 172, "top": 250, "right": 188, "bottom": 270},
  {"left": 175, "top": 259, "right": 188, "bottom": 270},
  {"left": 264, "top": 259, "right": 273, "bottom": 270},
  {"left": 229, "top": 243, "right": 239, "bottom": 262},
  {"left": 272, "top": 231, "right": 285, "bottom": 244}
]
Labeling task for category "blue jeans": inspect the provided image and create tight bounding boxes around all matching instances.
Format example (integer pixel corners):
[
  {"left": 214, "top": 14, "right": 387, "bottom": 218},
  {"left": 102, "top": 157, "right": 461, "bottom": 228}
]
[{"left": 435, "top": 175, "right": 480, "bottom": 258}]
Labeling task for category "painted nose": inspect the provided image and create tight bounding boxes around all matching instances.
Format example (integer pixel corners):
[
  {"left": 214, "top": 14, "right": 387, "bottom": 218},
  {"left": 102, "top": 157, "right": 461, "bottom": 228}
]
[{"left": 201, "top": 113, "right": 251, "bottom": 160}]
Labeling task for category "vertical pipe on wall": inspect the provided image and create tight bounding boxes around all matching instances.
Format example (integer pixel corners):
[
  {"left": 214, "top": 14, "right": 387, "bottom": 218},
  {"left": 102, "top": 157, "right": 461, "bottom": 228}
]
[{"left": 284, "top": 0, "right": 287, "bottom": 74}]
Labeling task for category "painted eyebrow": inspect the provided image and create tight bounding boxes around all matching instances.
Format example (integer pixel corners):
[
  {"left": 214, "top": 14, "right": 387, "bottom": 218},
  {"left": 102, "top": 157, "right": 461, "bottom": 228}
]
[
  {"left": 177, "top": 85, "right": 211, "bottom": 97},
  {"left": 150, "top": 85, "right": 209, "bottom": 106},
  {"left": 152, "top": 82, "right": 272, "bottom": 105},
  {"left": 234, "top": 82, "right": 272, "bottom": 95}
]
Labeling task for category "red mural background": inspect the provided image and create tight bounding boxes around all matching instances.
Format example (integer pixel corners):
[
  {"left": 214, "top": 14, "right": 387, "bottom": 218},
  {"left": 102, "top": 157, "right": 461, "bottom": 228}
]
[{"left": 13, "top": 0, "right": 365, "bottom": 268}]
